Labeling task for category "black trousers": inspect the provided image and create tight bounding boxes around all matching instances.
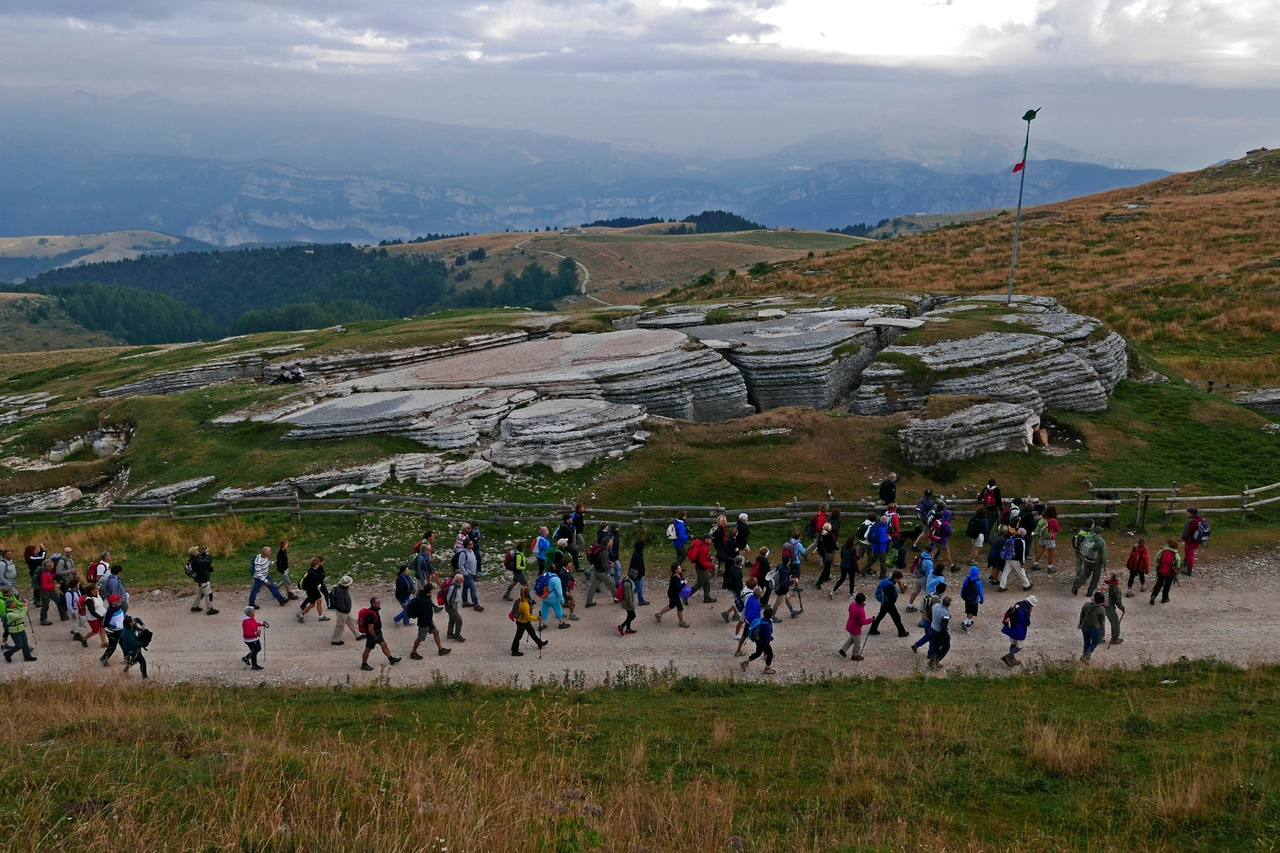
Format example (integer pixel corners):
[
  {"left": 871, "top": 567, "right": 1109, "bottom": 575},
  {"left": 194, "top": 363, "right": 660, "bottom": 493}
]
[
  {"left": 102, "top": 631, "right": 122, "bottom": 661},
  {"left": 1151, "top": 575, "right": 1174, "bottom": 602},
  {"left": 620, "top": 610, "right": 636, "bottom": 631},
  {"left": 833, "top": 563, "right": 857, "bottom": 594},
  {"left": 512, "top": 621, "right": 540, "bottom": 651},
  {"left": 870, "top": 602, "right": 906, "bottom": 635},
  {"left": 748, "top": 641, "right": 774, "bottom": 665}
]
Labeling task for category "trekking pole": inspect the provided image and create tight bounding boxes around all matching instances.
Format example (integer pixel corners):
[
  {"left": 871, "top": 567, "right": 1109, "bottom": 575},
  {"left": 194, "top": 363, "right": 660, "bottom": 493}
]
[
  {"left": 26, "top": 610, "right": 37, "bottom": 647},
  {"left": 260, "top": 626, "right": 267, "bottom": 663}
]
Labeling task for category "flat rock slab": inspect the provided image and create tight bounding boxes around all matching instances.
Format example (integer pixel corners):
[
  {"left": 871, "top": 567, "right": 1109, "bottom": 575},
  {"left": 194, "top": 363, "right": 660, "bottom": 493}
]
[
  {"left": 486, "top": 398, "right": 647, "bottom": 473},
  {"left": 1235, "top": 388, "right": 1280, "bottom": 415},
  {"left": 899, "top": 402, "right": 1040, "bottom": 468}
]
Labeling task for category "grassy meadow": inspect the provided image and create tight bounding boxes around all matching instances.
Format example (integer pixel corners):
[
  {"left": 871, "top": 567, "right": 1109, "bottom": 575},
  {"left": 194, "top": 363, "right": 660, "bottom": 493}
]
[{"left": 3, "top": 660, "right": 1276, "bottom": 852}]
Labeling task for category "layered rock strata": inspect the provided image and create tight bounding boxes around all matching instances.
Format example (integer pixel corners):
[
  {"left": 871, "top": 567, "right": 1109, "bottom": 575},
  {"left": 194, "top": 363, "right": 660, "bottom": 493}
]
[
  {"left": 898, "top": 402, "right": 1041, "bottom": 467},
  {"left": 1236, "top": 388, "right": 1280, "bottom": 415},
  {"left": 485, "top": 398, "right": 647, "bottom": 473},
  {"left": 100, "top": 347, "right": 304, "bottom": 397}
]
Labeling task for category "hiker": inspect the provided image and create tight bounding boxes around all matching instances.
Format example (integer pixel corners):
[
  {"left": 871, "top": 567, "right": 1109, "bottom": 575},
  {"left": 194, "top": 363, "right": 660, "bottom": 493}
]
[
  {"left": 65, "top": 578, "right": 88, "bottom": 647},
  {"left": 929, "top": 509, "right": 956, "bottom": 571},
  {"left": 629, "top": 540, "right": 649, "bottom": 606},
  {"left": 1078, "top": 591, "right": 1107, "bottom": 664},
  {"left": 967, "top": 507, "right": 989, "bottom": 566},
  {"left": 979, "top": 478, "right": 1003, "bottom": 520},
  {"left": 554, "top": 514, "right": 578, "bottom": 571},
  {"left": 297, "top": 556, "right": 329, "bottom": 622},
  {"left": 2, "top": 594, "right": 35, "bottom": 663},
  {"left": 392, "top": 563, "right": 415, "bottom": 627},
  {"left": 82, "top": 584, "right": 107, "bottom": 648},
  {"left": 513, "top": 585, "right": 547, "bottom": 655},
  {"left": 469, "top": 522, "right": 485, "bottom": 578},
  {"left": 0, "top": 550, "right": 15, "bottom": 591},
  {"left": 725, "top": 573, "right": 756, "bottom": 625},
  {"left": 1033, "top": 506, "right": 1060, "bottom": 573},
  {"left": 715, "top": 526, "right": 739, "bottom": 587},
  {"left": 807, "top": 504, "right": 829, "bottom": 545},
  {"left": 359, "top": 598, "right": 402, "bottom": 670},
  {"left": 655, "top": 563, "right": 690, "bottom": 628},
  {"left": 735, "top": 581, "right": 763, "bottom": 656},
  {"left": 784, "top": 532, "right": 807, "bottom": 590},
  {"left": 1150, "top": 540, "right": 1182, "bottom": 605},
  {"left": 856, "top": 512, "right": 878, "bottom": 572},
  {"left": 456, "top": 537, "right": 482, "bottom": 611},
  {"left": 24, "top": 544, "right": 46, "bottom": 601},
  {"left": 535, "top": 564, "right": 569, "bottom": 630},
  {"left": 1181, "top": 507, "right": 1208, "bottom": 576},
  {"left": 869, "top": 571, "right": 909, "bottom": 637},
  {"left": 815, "top": 523, "right": 838, "bottom": 590},
  {"left": 583, "top": 540, "right": 612, "bottom": 607},
  {"left": 409, "top": 583, "right": 450, "bottom": 659},
  {"left": 739, "top": 606, "right": 776, "bottom": 675},
  {"left": 249, "top": 547, "right": 287, "bottom": 609},
  {"left": 668, "top": 510, "right": 689, "bottom": 563},
  {"left": 102, "top": 564, "right": 129, "bottom": 613},
  {"left": 617, "top": 568, "right": 638, "bottom": 637},
  {"left": 554, "top": 556, "right": 579, "bottom": 622},
  {"left": 1071, "top": 520, "right": 1108, "bottom": 597},
  {"left": 1126, "top": 537, "right": 1150, "bottom": 597},
  {"left": 905, "top": 547, "right": 934, "bottom": 613},
  {"left": 929, "top": 595, "right": 953, "bottom": 671},
  {"left": 960, "top": 565, "right": 984, "bottom": 631},
  {"left": 120, "top": 616, "right": 150, "bottom": 679},
  {"left": 686, "top": 534, "right": 717, "bottom": 603},
  {"left": 749, "top": 547, "right": 771, "bottom": 608},
  {"left": 736, "top": 513, "right": 752, "bottom": 557},
  {"left": 1000, "top": 595, "right": 1036, "bottom": 667},
  {"left": 912, "top": 580, "right": 944, "bottom": 657},
  {"left": 719, "top": 555, "right": 745, "bottom": 621},
  {"left": 533, "top": 527, "right": 551, "bottom": 572},
  {"left": 987, "top": 524, "right": 1007, "bottom": 584},
  {"left": 275, "top": 539, "right": 299, "bottom": 601},
  {"left": 411, "top": 533, "right": 435, "bottom": 592},
  {"left": 1103, "top": 573, "right": 1125, "bottom": 645},
  {"left": 443, "top": 572, "right": 466, "bottom": 641},
  {"left": 51, "top": 548, "right": 76, "bottom": 620},
  {"left": 503, "top": 542, "right": 530, "bottom": 601},
  {"left": 912, "top": 490, "right": 936, "bottom": 551},
  {"left": 838, "top": 592, "right": 874, "bottom": 661},
  {"left": 330, "top": 576, "right": 360, "bottom": 645},
  {"left": 879, "top": 472, "right": 898, "bottom": 507},
  {"left": 36, "top": 560, "right": 58, "bottom": 625},
  {"left": 999, "top": 527, "right": 1033, "bottom": 592},
  {"left": 241, "top": 606, "right": 267, "bottom": 671},
  {"left": 571, "top": 503, "right": 587, "bottom": 556},
  {"left": 187, "top": 545, "right": 217, "bottom": 615},
  {"left": 774, "top": 547, "right": 802, "bottom": 619},
  {"left": 100, "top": 594, "right": 126, "bottom": 666},
  {"left": 831, "top": 536, "right": 859, "bottom": 599}
]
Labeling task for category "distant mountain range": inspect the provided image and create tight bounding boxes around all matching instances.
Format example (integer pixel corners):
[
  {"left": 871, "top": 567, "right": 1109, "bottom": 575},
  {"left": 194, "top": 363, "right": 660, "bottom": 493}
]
[{"left": 0, "top": 98, "right": 1171, "bottom": 246}]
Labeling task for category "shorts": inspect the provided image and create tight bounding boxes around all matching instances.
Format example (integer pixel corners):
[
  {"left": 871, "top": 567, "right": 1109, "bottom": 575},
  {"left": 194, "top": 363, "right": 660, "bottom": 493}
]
[
  {"left": 305, "top": 589, "right": 322, "bottom": 604},
  {"left": 88, "top": 619, "right": 102, "bottom": 632},
  {"left": 364, "top": 633, "right": 383, "bottom": 650},
  {"left": 510, "top": 571, "right": 527, "bottom": 586},
  {"left": 667, "top": 594, "right": 684, "bottom": 612},
  {"left": 971, "top": 535, "right": 985, "bottom": 549},
  {"left": 416, "top": 621, "right": 436, "bottom": 642},
  {"left": 965, "top": 602, "right": 979, "bottom": 617},
  {"left": 1043, "top": 538, "right": 1056, "bottom": 550},
  {"left": 913, "top": 577, "right": 926, "bottom": 593}
]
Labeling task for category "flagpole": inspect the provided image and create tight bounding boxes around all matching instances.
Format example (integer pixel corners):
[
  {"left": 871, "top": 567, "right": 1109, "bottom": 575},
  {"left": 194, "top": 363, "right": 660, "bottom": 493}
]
[{"left": 1006, "top": 108, "right": 1040, "bottom": 306}]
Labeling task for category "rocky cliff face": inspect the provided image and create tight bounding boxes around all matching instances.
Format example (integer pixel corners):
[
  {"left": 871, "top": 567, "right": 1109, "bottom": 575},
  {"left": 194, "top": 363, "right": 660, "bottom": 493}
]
[{"left": 898, "top": 402, "right": 1041, "bottom": 468}]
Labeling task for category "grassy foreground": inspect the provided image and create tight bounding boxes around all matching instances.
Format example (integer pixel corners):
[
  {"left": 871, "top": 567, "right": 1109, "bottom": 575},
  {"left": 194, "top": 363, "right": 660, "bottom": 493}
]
[{"left": 4, "top": 662, "right": 1276, "bottom": 852}]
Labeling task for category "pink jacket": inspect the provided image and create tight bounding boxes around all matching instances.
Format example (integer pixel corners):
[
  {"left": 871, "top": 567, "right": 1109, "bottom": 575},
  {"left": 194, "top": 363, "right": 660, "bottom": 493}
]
[{"left": 846, "top": 600, "right": 873, "bottom": 635}]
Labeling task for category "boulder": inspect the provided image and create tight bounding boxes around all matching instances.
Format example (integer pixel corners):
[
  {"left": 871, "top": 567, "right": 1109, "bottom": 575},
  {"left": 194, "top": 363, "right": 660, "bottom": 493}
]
[
  {"left": 485, "top": 398, "right": 647, "bottom": 473},
  {"left": 898, "top": 402, "right": 1041, "bottom": 468},
  {"left": 1236, "top": 388, "right": 1280, "bottom": 415},
  {"left": 1, "top": 486, "right": 85, "bottom": 511}
]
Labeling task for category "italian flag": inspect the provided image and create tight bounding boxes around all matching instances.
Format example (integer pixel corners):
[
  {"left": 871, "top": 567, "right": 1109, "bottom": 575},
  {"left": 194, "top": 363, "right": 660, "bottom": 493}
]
[{"left": 1012, "top": 142, "right": 1027, "bottom": 173}]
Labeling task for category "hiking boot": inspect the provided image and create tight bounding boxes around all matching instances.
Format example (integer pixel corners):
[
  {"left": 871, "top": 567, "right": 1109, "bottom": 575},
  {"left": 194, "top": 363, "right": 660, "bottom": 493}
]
[
  {"left": 410, "top": 652, "right": 424, "bottom": 660},
  {"left": 252, "top": 665, "right": 265, "bottom": 671},
  {"left": 287, "top": 591, "right": 299, "bottom": 601},
  {"left": 360, "top": 663, "right": 374, "bottom": 671},
  {"left": 624, "top": 629, "right": 636, "bottom": 635},
  {"left": 678, "top": 621, "right": 689, "bottom": 628},
  {"left": 838, "top": 648, "right": 847, "bottom": 658},
  {"left": 242, "top": 654, "right": 251, "bottom": 665},
  {"left": 388, "top": 656, "right": 401, "bottom": 665},
  {"left": 654, "top": 612, "right": 662, "bottom": 622},
  {"left": 852, "top": 655, "right": 864, "bottom": 661},
  {"left": 462, "top": 602, "right": 474, "bottom": 609},
  {"left": 1046, "top": 567, "right": 1057, "bottom": 574},
  {"left": 1001, "top": 654, "right": 1015, "bottom": 668},
  {"left": 278, "top": 599, "right": 288, "bottom": 607},
  {"left": 1125, "top": 589, "right": 1135, "bottom": 597},
  {"left": 206, "top": 608, "right": 220, "bottom": 615},
  {"left": 739, "top": 660, "right": 749, "bottom": 672},
  {"left": 905, "top": 604, "right": 918, "bottom": 613},
  {"left": 762, "top": 667, "right": 776, "bottom": 675},
  {"left": 296, "top": 612, "right": 305, "bottom": 623},
  {"left": 1080, "top": 655, "right": 1090, "bottom": 664},
  {"left": 1149, "top": 597, "right": 1157, "bottom": 606},
  {"left": 568, "top": 613, "right": 579, "bottom": 621},
  {"left": 79, "top": 637, "right": 89, "bottom": 648},
  {"left": 318, "top": 614, "right": 329, "bottom": 621},
  {"left": 1111, "top": 637, "right": 1124, "bottom": 645},
  {"left": 190, "top": 606, "right": 203, "bottom": 612},
  {"left": 473, "top": 605, "right": 485, "bottom": 613},
  {"left": 705, "top": 598, "right": 717, "bottom": 603},
  {"left": 1072, "top": 586, "right": 1079, "bottom": 596},
  {"left": 558, "top": 623, "right": 570, "bottom": 629},
  {"left": 617, "top": 625, "right": 625, "bottom": 636},
  {"left": 454, "top": 636, "right": 466, "bottom": 642},
  {"left": 331, "top": 641, "right": 344, "bottom": 646},
  {"left": 512, "top": 650, "right": 524, "bottom": 656},
  {"left": 585, "top": 602, "right": 597, "bottom": 608},
  {"left": 439, "top": 648, "right": 451, "bottom": 656},
  {"left": 40, "top": 620, "right": 52, "bottom": 626},
  {"left": 502, "top": 594, "right": 513, "bottom": 602}
]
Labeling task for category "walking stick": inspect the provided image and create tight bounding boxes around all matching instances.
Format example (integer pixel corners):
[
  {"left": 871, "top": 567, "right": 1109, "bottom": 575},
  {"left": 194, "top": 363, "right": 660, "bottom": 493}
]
[
  {"left": 260, "top": 625, "right": 267, "bottom": 663},
  {"left": 26, "top": 609, "right": 37, "bottom": 647}
]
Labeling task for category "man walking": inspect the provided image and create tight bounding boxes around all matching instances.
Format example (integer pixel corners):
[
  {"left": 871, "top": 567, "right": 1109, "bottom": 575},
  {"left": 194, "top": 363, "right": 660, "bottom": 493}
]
[
  {"left": 358, "top": 597, "right": 401, "bottom": 671},
  {"left": 444, "top": 573, "right": 466, "bottom": 642},
  {"left": 869, "top": 571, "right": 909, "bottom": 638},
  {"left": 1181, "top": 507, "right": 1208, "bottom": 576},
  {"left": 1000, "top": 595, "right": 1036, "bottom": 667},
  {"left": 456, "top": 537, "right": 482, "bottom": 611},
  {"left": 249, "top": 547, "right": 287, "bottom": 609},
  {"left": 329, "top": 576, "right": 360, "bottom": 645},
  {"left": 999, "top": 527, "right": 1033, "bottom": 592},
  {"left": 1150, "top": 540, "right": 1181, "bottom": 605},
  {"left": 879, "top": 472, "right": 898, "bottom": 508},
  {"left": 669, "top": 511, "right": 689, "bottom": 564},
  {"left": 929, "top": 595, "right": 953, "bottom": 671},
  {"left": 1103, "top": 572, "right": 1125, "bottom": 645},
  {"left": 2, "top": 593, "right": 35, "bottom": 663},
  {"left": 188, "top": 545, "right": 218, "bottom": 615},
  {"left": 1078, "top": 591, "right": 1107, "bottom": 664},
  {"left": 686, "top": 534, "right": 717, "bottom": 604},
  {"left": 1071, "top": 520, "right": 1108, "bottom": 597},
  {"left": 408, "top": 583, "right": 451, "bottom": 659}
]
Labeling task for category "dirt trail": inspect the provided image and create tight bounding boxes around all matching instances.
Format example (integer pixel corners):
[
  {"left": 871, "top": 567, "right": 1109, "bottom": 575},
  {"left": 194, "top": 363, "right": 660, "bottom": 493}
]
[{"left": 4, "top": 548, "right": 1277, "bottom": 688}]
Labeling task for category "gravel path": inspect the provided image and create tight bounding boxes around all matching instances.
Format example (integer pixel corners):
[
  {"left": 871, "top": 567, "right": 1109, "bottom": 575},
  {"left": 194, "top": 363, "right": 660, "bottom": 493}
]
[{"left": 4, "top": 545, "right": 1277, "bottom": 688}]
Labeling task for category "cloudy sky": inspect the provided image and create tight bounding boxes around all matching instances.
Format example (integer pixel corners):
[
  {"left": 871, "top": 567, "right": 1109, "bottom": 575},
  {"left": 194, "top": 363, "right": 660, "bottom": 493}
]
[{"left": 3, "top": 0, "right": 1280, "bottom": 169}]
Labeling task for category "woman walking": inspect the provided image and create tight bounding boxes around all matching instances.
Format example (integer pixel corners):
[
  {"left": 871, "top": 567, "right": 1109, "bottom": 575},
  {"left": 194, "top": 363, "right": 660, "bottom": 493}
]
[
  {"left": 739, "top": 607, "right": 776, "bottom": 675},
  {"left": 815, "top": 523, "right": 838, "bottom": 590},
  {"left": 617, "top": 568, "right": 638, "bottom": 636},
  {"left": 276, "top": 539, "right": 299, "bottom": 601},
  {"left": 839, "top": 593, "right": 873, "bottom": 661},
  {"left": 512, "top": 586, "right": 546, "bottom": 656},
  {"left": 831, "top": 536, "right": 859, "bottom": 600},
  {"left": 629, "top": 540, "right": 649, "bottom": 606},
  {"left": 654, "top": 563, "right": 689, "bottom": 628},
  {"left": 242, "top": 605, "right": 267, "bottom": 671}
]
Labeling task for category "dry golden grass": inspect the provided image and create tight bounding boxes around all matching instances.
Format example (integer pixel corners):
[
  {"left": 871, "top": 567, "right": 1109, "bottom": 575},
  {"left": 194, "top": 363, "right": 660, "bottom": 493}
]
[
  {"left": 1025, "top": 721, "right": 1102, "bottom": 777},
  {"left": 6, "top": 517, "right": 264, "bottom": 562}
]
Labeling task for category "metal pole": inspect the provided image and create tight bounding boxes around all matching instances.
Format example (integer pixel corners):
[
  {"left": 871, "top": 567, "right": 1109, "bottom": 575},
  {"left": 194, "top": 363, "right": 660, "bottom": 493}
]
[{"left": 1007, "top": 110, "right": 1039, "bottom": 306}]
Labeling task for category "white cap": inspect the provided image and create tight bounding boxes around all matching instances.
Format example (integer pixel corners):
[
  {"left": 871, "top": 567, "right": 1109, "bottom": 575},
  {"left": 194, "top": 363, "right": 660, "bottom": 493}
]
[{"left": 1025, "top": 595, "right": 1038, "bottom": 607}]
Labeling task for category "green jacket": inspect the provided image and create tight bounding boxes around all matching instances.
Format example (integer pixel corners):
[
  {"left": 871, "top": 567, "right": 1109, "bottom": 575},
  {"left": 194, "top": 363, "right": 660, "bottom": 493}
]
[
  {"left": 1077, "top": 532, "right": 1107, "bottom": 567},
  {"left": 4, "top": 601, "right": 27, "bottom": 633},
  {"left": 1079, "top": 601, "right": 1106, "bottom": 630}
]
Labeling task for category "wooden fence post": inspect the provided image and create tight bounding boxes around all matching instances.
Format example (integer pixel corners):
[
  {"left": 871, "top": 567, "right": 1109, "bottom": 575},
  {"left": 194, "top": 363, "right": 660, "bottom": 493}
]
[
  {"left": 166, "top": 497, "right": 175, "bottom": 521},
  {"left": 291, "top": 488, "right": 302, "bottom": 525},
  {"left": 1243, "top": 486, "right": 1250, "bottom": 521}
]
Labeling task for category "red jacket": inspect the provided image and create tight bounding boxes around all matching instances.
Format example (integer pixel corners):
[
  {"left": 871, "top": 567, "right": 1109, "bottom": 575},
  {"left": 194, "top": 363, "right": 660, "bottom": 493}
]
[
  {"left": 686, "top": 538, "right": 714, "bottom": 571},
  {"left": 845, "top": 600, "right": 873, "bottom": 635},
  {"left": 1126, "top": 545, "right": 1149, "bottom": 574},
  {"left": 1181, "top": 516, "right": 1203, "bottom": 545},
  {"left": 38, "top": 568, "right": 56, "bottom": 593},
  {"left": 242, "top": 616, "right": 262, "bottom": 641}
]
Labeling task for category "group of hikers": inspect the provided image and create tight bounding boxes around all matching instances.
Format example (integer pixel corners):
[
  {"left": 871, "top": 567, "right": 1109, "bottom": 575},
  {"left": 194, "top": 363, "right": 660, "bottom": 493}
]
[{"left": 1, "top": 476, "right": 1211, "bottom": 676}]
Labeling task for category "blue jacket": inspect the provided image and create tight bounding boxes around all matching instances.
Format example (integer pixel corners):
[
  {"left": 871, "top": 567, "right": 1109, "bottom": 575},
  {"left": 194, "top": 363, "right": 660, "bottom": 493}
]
[
  {"left": 672, "top": 519, "right": 688, "bottom": 548},
  {"left": 870, "top": 521, "right": 890, "bottom": 553},
  {"left": 925, "top": 569, "right": 946, "bottom": 596},
  {"left": 753, "top": 619, "right": 774, "bottom": 644},
  {"left": 394, "top": 572, "right": 414, "bottom": 603},
  {"left": 961, "top": 566, "right": 985, "bottom": 604},
  {"left": 541, "top": 573, "right": 564, "bottom": 606},
  {"left": 914, "top": 550, "right": 934, "bottom": 579},
  {"left": 1001, "top": 601, "right": 1032, "bottom": 641},
  {"left": 743, "top": 593, "right": 762, "bottom": 626}
]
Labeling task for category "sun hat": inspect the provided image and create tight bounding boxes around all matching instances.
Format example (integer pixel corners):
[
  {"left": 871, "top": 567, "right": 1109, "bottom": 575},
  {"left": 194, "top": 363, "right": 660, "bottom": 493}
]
[
  {"left": 1025, "top": 595, "right": 1038, "bottom": 607},
  {"left": 339, "top": 575, "right": 353, "bottom": 587}
]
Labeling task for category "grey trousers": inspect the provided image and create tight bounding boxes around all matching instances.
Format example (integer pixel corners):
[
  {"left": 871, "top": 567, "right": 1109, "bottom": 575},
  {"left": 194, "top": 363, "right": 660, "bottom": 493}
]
[
  {"left": 584, "top": 570, "right": 612, "bottom": 606},
  {"left": 445, "top": 605, "right": 463, "bottom": 638}
]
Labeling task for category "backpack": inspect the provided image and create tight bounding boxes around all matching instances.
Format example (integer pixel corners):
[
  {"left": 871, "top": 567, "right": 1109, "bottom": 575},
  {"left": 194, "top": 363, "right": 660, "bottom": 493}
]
[
  {"left": 939, "top": 522, "right": 953, "bottom": 539},
  {"left": 1078, "top": 535, "right": 1101, "bottom": 566},
  {"left": 915, "top": 498, "right": 930, "bottom": 520},
  {"left": 450, "top": 551, "right": 462, "bottom": 571},
  {"left": 436, "top": 577, "right": 453, "bottom": 606},
  {"left": 909, "top": 554, "right": 925, "bottom": 579},
  {"left": 406, "top": 596, "right": 422, "bottom": 620},
  {"left": 586, "top": 543, "right": 604, "bottom": 563},
  {"left": 1192, "top": 517, "right": 1211, "bottom": 544},
  {"left": 356, "top": 607, "right": 373, "bottom": 636},
  {"left": 1001, "top": 604, "right": 1017, "bottom": 628},
  {"left": 781, "top": 544, "right": 794, "bottom": 564},
  {"left": 857, "top": 520, "right": 873, "bottom": 544},
  {"left": 1126, "top": 547, "right": 1145, "bottom": 573},
  {"left": 982, "top": 488, "right": 997, "bottom": 508},
  {"left": 966, "top": 516, "right": 982, "bottom": 540},
  {"left": 87, "top": 561, "right": 105, "bottom": 584},
  {"left": 183, "top": 560, "right": 197, "bottom": 580},
  {"left": 615, "top": 580, "right": 625, "bottom": 602},
  {"left": 1035, "top": 518, "right": 1049, "bottom": 540},
  {"left": 1000, "top": 537, "right": 1017, "bottom": 562},
  {"left": 534, "top": 573, "right": 551, "bottom": 598},
  {"left": 874, "top": 578, "right": 892, "bottom": 604},
  {"left": 666, "top": 522, "right": 678, "bottom": 541},
  {"left": 1156, "top": 548, "right": 1178, "bottom": 575},
  {"left": 136, "top": 628, "right": 153, "bottom": 649}
]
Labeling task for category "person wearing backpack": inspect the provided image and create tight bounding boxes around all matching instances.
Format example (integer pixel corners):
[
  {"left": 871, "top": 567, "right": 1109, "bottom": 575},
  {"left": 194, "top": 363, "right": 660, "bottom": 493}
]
[
  {"left": 455, "top": 537, "right": 483, "bottom": 612},
  {"left": 739, "top": 606, "right": 777, "bottom": 675},
  {"left": 959, "top": 565, "right": 984, "bottom": 631},
  {"left": 2, "top": 593, "right": 35, "bottom": 663},
  {"left": 514, "top": 585, "right": 548, "bottom": 655},
  {"left": 410, "top": 535, "right": 435, "bottom": 593},
  {"left": 249, "top": 547, "right": 287, "bottom": 610},
  {"left": 627, "top": 539, "right": 649, "bottom": 606},
  {"left": 409, "top": 583, "right": 451, "bottom": 659},
  {"left": 719, "top": 555, "right": 745, "bottom": 622},
  {"left": 1125, "top": 537, "right": 1150, "bottom": 598},
  {"left": 987, "top": 524, "right": 1007, "bottom": 584},
  {"left": 668, "top": 511, "right": 689, "bottom": 563},
  {"left": 536, "top": 565, "right": 570, "bottom": 630},
  {"left": 831, "top": 536, "right": 859, "bottom": 600},
  {"left": 1181, "top": 507, "right": 1209, "bottom": 576},
  {"left": 241, "top": 606, "right": 267, "bottom": 671},
  {"left": 391, "top": 564, "right": 415, "bottom": 628},
  {"left": 50, "top": 548, "right": 76, "bottom": 621},
  {"left": 734, "top": 581, "right": 762, "bottom": 656},
  {"left": 1102, "top": 573, "right": 1125, "bottom": 645},
  {"left": 1033, "top": 506, "right": 1060, "bottom": 573},
  {"left": 533, "top": 527, "right": 552, "bottom": 573},
  {"left": 815, "top": 523, "right": 838, "bottom": 590},
  {"left": 904, "top": 548, "right": 934, "bottom": 613},
  {"left": 100, "top": 594, "right": 126, "bottom": 666},
  {"left": 869, "top": 571, "right": 909, "bottom": 637},
  {"left": 330, "top": 576, "right": 360, "bottom": 645},
  {"left": 1151, "top": 540, "right": 1182, "bottom": 605},
  {"left": 1000, "top": 595, "right": 1036, "bottom": 667},
  {"left": 655, "top": 563, "right": 690, "bottom": 628},
  {"left": 0, "top": 550, "right": 15, "bottom": 592},
  {"left": 35, "top": 560, "right": 58, "bottom": 625},
  {"left": 855, "top": 512, "right": 877, "bottom": 570},
  {"left": 186, "top": 545, "right": 217, "bottom": 615},
  {"left": 838, "top": 592, "right": 874, "bottom": 661},
  {"left": 736, "top": 513, "right": 752, "bottom": 557},
  {"left": 999, "top": 528, "right": 1033, "bottom": 593},
  {"left": 617, "top": 568, "right": 639, "bottom": 637},
  {"left": 554, "top": 557, "right": 580, "bottom": 622},
  {"left": 358, "top": 597, "right": 402, "bottom": 671},
  {"left": 1070, "top": 520, "right": 1108, "bottom": 597},
  {"left": 979, "top": 478, "right": 1003, "bottom": 520},
  {"left": 119, "top": 615, "right": 150, "bottom": 679},
  {"left": 686, "top": 533, "right": 718, "bottom": 604},
  {"left": 929, "top": 509, "right": 956, "bottom": 572},
  {"left": 929, "top": 595, "right": 953, "bottom": 671},
  {"left": 912, "top": 491, "right": 936, "bottom": 551},
  {"left": 1078, "top": 591, "right": 1107, "bottom": 664},
  {"left": 502, "top": 542, "right": 530, "bottom": 602},
  {"left": 65, "top": 578, "right": 89, "bottom": 647},
  {"left": 275, "top": 539, "right": 300, "bottom": 601},
  {"left": 912, "top": 581, "right": 944, "bottom": 657},
  {"left": 582, "top": 540, "right": 612, "bottom": 608},
  {"left": 967, "top": 507, "right": 990, "bottom": 567},
  {"left": 82, "top": 583, "right": 108, "bottom": 649},
  {"left": 443, "top": 572, "right": 466, "bottom": 642}
]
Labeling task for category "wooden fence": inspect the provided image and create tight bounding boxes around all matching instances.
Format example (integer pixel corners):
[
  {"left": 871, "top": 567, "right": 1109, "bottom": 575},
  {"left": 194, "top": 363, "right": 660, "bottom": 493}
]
[{"left": 8, "top": 480, "right": 1271, "bottom": 535}]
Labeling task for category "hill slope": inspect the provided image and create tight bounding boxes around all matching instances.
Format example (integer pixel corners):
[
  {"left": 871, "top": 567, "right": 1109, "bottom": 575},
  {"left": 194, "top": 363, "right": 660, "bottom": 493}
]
[{"left": 676, "top": 149, "right": 1280, "bottom": 386}]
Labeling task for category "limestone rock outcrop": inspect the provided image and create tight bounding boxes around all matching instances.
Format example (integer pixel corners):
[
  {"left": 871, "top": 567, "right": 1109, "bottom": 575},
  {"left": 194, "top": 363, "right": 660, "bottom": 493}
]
[
  {"left": 100, "top": 346, "right": 304, "bottom": 397},
  {"left": 264, "top": 331, "right": 529, "bottom": 381},
  {"left": 134, "top": 476, "right": 217, "bottom": 501},
  {"left": 898, "top": 402, "right": 1040, "bottom": 468},
  {"left": 212, "top": 454, "right": 494, "bottom": 501},
  {"left": 1236, "top": 388, "right": 1280, "bottom": 415},
  {"left": 485, "top": 398, "right": 647, "bottom": 473}
]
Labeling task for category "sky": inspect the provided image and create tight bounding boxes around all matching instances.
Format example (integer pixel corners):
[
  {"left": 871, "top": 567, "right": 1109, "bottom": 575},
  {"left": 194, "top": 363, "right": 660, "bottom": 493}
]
[{"left": 3, "top": 0, "right": 1280, "bottom": 170}]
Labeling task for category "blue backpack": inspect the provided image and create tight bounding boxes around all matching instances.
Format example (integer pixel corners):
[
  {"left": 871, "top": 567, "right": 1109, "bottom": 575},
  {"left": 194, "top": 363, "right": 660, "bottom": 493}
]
[
  {"left": 875, "top": 578, "right": 894, "bottom": 604},
  {"left": 534, "top": 573, "right": 551, "bottom": 598}
]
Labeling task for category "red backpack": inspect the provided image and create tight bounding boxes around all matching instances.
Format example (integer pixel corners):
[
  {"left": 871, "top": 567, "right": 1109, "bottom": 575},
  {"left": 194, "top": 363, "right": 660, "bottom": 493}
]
[
  {"left": 86, "top": 561, "right": 105, "bottom": 584},
  {"left": 356, "top": 607, "right": 374, "bottom": 636},
  {"left": 436, "top": 577, "right": 454, "bottom": 606}
]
